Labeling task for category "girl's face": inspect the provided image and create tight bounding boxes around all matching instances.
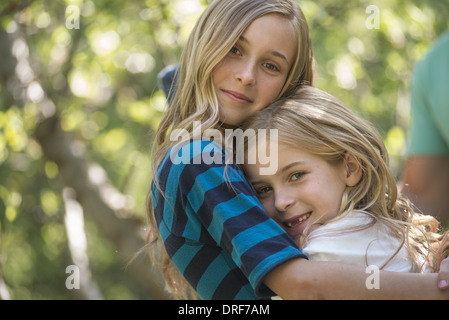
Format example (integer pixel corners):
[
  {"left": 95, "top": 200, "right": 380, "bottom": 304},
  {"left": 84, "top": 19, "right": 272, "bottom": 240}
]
[
  {"left": 212, "top": 14, "right": 296, "bottom": 126},
  {"left": 244, "top": 144, "right": 351, "bottom": 243}
]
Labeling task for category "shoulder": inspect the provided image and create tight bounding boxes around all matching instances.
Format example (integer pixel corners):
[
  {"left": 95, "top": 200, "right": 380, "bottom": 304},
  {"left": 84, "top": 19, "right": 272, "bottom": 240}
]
[
  {"left": 426, "top": 30, "right": 449, "bottom": 61},
  {"left": 157, "top": 139, "right": 226, "bottom": 175},
  {"left": 312, "top": 211, "right": 373, "bottom": 233},
  {"left": 169, "top": 139, "right": 226, "bottom": 165},
  {"left": 414, "top": 30, "right": 449, "bottom": 80},
  {"left": 303, "top": 211, "right": 414, "bottom": 271},
  {"left": 302, "top": 211, "right": 373, "bottom": 253},
  {"left": 155, "top": 139, "right": 246, "bottom": 192}
]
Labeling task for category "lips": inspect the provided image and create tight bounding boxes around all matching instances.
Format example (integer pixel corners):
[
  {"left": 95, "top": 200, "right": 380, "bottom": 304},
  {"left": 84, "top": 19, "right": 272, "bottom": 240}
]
[
  {"left": 221, "top": 89, "right": 253, "bottom": 104},
  {"left": 283, "top": 212, "right": 311, "bottom": 230}
]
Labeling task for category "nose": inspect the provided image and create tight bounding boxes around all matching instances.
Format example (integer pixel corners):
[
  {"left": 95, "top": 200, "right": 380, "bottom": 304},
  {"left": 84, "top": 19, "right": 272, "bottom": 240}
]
[
  {"left": 274, "top": 189, "right": 295, "bottom": 213},
  {"left": 235, "top": 62, "right": 256, "bottom": 86}
]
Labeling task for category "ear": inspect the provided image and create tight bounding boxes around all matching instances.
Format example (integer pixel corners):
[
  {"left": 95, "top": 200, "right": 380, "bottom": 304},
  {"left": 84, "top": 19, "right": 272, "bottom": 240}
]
[{"left": 343, "top": 152, "right": 362, "bottom": 187}]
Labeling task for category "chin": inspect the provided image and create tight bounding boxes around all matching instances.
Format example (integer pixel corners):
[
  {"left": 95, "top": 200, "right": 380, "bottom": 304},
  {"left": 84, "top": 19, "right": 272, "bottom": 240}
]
[{"left": 219, "top": 109, "right": 251, "bottom": 127}]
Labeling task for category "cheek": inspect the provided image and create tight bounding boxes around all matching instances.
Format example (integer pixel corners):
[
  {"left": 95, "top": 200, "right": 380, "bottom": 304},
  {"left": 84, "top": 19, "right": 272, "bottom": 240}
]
[
  {"left": 212, "top": 59, "right": 230, "bottom": 84},
  {"left": 260, "top": 78, "right": 287, "bottom": 104},
  {"left": 303, "top": 181, "right": 337, "bottom": 211},
  {"left": 320, "top": 184, "right": 346, "bottom": 215},
  {"left": 211, "top": 66, "right": 222, "bottom": 86}
]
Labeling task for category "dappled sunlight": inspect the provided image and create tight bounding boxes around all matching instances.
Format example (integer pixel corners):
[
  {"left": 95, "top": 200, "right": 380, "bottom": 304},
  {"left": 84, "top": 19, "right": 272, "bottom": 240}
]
[
  {"left": 63, "top": 188, "right": 103, "bottom": 300},
  {"left": 0, "top": 0, "right": 447, "bottom": 300}
]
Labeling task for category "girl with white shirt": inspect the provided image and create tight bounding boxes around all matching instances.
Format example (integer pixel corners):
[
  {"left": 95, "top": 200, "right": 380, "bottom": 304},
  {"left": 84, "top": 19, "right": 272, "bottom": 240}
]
[{"left": 242, "top": 86, "right": 449, "bottom": 274}]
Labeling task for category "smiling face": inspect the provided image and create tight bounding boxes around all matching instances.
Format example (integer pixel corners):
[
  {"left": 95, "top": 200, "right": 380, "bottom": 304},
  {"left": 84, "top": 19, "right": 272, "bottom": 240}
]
[
  {"left": 244, "top": 143, "right": 353, "bottom": 243},
  {"left": 212, "top": 14, "right": 297, "bottom": 126}
]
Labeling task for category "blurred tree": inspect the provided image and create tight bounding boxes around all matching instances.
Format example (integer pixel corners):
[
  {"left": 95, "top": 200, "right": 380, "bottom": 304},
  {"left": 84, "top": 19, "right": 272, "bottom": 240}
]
[
  {"left": 0, "top": 0, "right": 208, "bottom": 300},
  {"left": 303, "top": 0, "right": 448, "bottom": 173},
  {"left": 0, "top": 0, "right": 447, "bottom": 300}
]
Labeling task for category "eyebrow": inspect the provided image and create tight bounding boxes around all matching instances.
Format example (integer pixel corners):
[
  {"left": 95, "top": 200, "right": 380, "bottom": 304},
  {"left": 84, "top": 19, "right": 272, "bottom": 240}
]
[
  {"left": 279, "top": 161, "right": 306, "bottom": 174},
  {"left": 239, "top": 35, "right": 290, "bottom": 65},
  {"left": 249, "top": 161, "right": 306, "bottom": 185}
]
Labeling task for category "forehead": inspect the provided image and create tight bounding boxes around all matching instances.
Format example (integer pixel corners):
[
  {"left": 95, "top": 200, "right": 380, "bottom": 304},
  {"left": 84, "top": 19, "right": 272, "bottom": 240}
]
[
  {"left": 245, "top": 141, "right": 333, "bottom": 178},
  {"left": 241, "top": 14, "right": 297, "bottom": 62}
]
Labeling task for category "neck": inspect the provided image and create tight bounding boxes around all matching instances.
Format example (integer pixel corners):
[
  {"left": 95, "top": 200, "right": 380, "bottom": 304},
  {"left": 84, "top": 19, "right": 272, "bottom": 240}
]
[{"left": 217, "top": 121, "right": 239, "bottom": 132}]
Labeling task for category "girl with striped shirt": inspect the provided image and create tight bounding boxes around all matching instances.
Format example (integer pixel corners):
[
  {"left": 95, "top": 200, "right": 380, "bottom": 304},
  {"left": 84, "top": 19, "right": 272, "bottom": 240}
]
[{"left": 147, "top": 0, "right": 449, "bottom": 300}]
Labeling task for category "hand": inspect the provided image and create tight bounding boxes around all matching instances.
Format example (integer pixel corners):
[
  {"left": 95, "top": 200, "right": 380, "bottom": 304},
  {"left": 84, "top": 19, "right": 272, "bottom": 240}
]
[{"left": 438, "top": 257, "right": 449, "bottom": 290}]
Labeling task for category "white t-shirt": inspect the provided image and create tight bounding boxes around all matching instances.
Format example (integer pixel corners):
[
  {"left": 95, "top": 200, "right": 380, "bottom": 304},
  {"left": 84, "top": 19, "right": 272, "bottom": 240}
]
[{"left": 302, "top": 211, "right": 416, "bottom": 272}]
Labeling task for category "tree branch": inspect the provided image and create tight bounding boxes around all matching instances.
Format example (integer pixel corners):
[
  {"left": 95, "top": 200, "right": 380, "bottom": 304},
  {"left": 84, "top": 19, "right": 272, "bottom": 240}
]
[
  {"left": 1, "top": 15, "right": 169, "bottom": 299},
  {"left": 34, "top": 115, "right": 169, "bottom": 300}
]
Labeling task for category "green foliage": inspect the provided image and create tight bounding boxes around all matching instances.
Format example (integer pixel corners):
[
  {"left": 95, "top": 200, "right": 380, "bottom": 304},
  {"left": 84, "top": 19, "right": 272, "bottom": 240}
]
[
  {"left": 304, "top": 0, "right": 448, "bottom": 172},
  {"left": 0, "top": 0, "right": 447, "bottom": 299}
]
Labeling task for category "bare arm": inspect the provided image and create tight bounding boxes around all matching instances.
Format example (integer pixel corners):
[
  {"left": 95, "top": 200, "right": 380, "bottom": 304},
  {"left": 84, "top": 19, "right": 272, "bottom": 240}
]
[
  {"left": 401, "top": 155, "right": 449, "bottom": 227},
  {"left": 265, "top": 257, "right": 449, "bottom": 300}
]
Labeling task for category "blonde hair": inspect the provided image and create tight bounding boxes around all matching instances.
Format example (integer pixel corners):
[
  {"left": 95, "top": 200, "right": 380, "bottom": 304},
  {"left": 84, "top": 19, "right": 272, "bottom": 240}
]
[
  {"left": 241, "top": 86, "right": 446, "bottom": 272},
  {"left": 147, "top": 0, "right": 314, "bottom": 299}
]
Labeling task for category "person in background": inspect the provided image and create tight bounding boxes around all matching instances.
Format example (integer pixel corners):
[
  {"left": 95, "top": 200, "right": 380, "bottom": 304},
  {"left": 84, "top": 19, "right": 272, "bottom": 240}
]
[{"left": 401, "top": 30, "right": 449, "bottom": 228}]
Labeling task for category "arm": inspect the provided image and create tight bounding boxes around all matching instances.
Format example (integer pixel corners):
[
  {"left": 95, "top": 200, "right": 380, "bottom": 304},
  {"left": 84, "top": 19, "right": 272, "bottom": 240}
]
[
  {"left": 401, "top": 156, "right": 449, "bottom": 227},
  {"left": 162, "top": 140, "right": 305, "bottom": 298},
  {"left": 265, "top": 257, "right": 449, "bottom": 300}
]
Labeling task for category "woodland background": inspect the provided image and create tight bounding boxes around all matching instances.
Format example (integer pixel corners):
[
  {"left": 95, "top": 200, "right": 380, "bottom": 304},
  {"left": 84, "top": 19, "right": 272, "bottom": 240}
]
[{"left": 0, "top": 0, "right": 448, "bottom": 300}]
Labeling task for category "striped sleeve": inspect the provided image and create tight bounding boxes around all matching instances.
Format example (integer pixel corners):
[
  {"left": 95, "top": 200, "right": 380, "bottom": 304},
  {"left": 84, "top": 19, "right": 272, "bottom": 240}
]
[{"left": 152, "top": 140, "right": 306, "bottom": 298}]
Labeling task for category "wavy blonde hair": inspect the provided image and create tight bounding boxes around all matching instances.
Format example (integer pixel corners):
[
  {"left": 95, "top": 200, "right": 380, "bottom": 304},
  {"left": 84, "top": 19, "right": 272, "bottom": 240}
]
[
  {"left": 241, "top": 86, "right": 447, "bottom": 273},
  {"left": 147, "top": 0, "right": 314, "bottom": 299}
]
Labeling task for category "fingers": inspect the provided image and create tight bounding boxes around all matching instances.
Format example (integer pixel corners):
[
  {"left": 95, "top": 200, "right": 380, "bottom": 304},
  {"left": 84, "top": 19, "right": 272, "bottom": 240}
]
[{"left": 438, "top": 257, "right": 449, "bottom": 290}]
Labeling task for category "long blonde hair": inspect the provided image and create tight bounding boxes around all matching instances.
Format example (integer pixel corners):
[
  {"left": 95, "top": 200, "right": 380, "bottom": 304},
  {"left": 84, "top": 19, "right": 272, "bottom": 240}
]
[
  {"left": 147, "top": 0, "right": 314, "bottom": 299},
  {"left": 242, "top": 86, "right": 445, "bottom": 272}
]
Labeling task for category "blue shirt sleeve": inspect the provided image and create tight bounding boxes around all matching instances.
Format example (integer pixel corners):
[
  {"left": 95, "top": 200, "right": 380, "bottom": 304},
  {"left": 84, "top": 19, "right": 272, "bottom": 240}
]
[{"left": 153, "top": 139, "right": 306, "bottom": 298}]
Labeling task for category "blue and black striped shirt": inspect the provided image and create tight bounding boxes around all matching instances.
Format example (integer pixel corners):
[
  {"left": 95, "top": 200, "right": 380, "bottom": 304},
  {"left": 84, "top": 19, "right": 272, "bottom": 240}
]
[{"left": 152, "top": 140, "right": 305, "bottom": 299}]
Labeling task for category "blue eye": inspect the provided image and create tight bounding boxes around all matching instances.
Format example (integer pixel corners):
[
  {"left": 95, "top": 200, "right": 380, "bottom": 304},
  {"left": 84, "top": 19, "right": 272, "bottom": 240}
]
[
  {"left": 262, "top": 63, "right": 279, "bottom": 72},
  {"left": 256, "top": 186, "right": 272, "bottom": 194},
  {"left": 291, "top": 172, "right": 305, "bottom": 181},
  {"left": 229, "top": 46, "right": 241, "bottom": 55}
]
